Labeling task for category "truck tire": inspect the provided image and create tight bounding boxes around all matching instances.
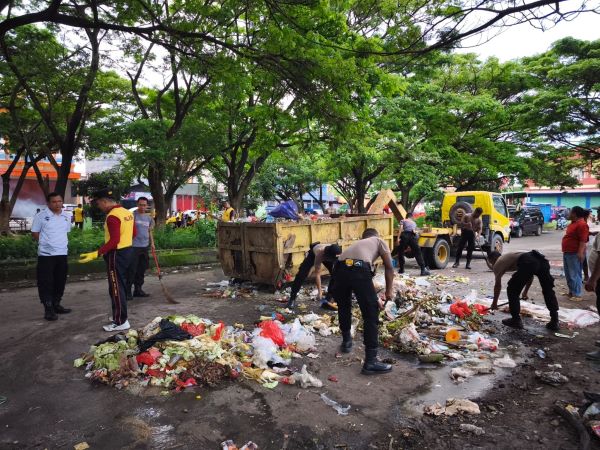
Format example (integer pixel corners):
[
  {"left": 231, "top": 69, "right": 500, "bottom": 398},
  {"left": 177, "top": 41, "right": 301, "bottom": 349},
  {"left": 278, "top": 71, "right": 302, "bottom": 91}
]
[
  {"left": 449, "top": 201, "right": 473, "bottom": 225},
  {"left": 425, "top": 238, "right": 450, "bottom": 269},
  {"left": 490, "top": 233, "right": 503, "bottom": 254}
]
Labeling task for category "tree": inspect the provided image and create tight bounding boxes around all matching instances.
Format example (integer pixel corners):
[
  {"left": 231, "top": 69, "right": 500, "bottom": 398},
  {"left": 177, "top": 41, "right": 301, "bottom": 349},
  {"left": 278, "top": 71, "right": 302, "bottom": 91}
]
[
  {"left": 73, "top": 167, "right": 133, "bottom": 221},
  {"left": 519, "top": 38, "right": 600, "bottom": 170}
]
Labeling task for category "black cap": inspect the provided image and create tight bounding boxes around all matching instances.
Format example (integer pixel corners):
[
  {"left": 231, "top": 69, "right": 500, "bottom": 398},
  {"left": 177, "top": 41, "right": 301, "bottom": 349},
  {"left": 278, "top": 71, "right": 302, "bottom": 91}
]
[{"left": 91, "top": 188, "right": 115, "bottom": 201}]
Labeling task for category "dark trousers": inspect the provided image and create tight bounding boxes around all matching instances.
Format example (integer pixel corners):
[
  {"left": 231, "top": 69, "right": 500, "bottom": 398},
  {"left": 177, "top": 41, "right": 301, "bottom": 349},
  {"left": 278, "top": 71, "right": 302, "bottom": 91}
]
[
  {"left": 333, "top": 264, "right": 379, "bottom": 351},
  {"left": 74, "top": 221, "right": 83, "bottom": 229},
  {"left": 289, "top": 249, "right": 335, "bottom": 301},
  {"left": 37, "top": 255, "right": 68, "bottom": 306},
  {"left": 397, "top": 231, "right": 426, "bottom": 271},
  {"left": 127, "top": 246, "right": 149, "bottom": 294},
  {"left": 455, "top": 229, "right": 475, "bottom": 264},
  {"left": 507, "top": 251, "right": 558, "bottom": 319},
  {"left": 104, "top": 247, "right": 133, "bottom": 325}
]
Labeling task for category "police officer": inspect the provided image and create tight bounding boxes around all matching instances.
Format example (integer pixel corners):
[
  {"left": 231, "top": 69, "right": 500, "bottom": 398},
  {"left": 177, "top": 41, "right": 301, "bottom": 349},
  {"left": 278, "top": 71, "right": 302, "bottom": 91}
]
[
  {"left": 395, "top": 212, "right": 430, "bottom": 276},
  {"left": 488, "top": 250, "right": 559, "bottom": 330},
  {"left": 334, "top": 228, "right": 395, "bottom": 375},
  {"left": 286, "top": 243, "right": 342, "bottom": 310},
  {"left": 79, "top": 189, "right": 135, "bottom": 332},
  {"left": 31, "top": 192, "right": 73, "bottom": 321}
]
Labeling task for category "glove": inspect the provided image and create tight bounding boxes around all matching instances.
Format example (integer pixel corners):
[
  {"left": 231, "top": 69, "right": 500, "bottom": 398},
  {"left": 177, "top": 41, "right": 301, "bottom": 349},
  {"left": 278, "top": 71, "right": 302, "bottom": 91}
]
[{"left": 79, "top": 251, "right": 99, "bottom": 263}]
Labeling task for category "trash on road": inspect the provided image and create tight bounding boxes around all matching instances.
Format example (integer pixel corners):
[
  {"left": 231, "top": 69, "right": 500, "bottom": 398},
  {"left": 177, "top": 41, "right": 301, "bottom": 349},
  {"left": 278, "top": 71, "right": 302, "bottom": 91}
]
[
  {"left": 424, "top": 398, "right": 480, "bottom": 416},
  {"left": 320, "top": 393, "right": 351, "bottom": 415},
  {"left": 460, "top": 423, "right": 485, "bottom": 435},
  {"left": 536, "top": 370, "right": 569, "bottom": 386}
]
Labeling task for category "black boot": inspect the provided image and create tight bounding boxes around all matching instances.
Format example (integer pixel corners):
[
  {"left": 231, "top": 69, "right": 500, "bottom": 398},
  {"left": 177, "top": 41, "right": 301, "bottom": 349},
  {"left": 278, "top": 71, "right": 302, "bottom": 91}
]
[
  {"left": 420, "top": 266, "right": 431, "bottom": 276},
  {"left": 133, "top": 288, "right": 150, "bottom": 297},
  {"left": 361, "top": 348, "right": 392, "bottom": 375},
  {"left": 340, "top": 332, "right": 353, "bottom": 353},
  {"left": 44, "top": 302, "right": 58, "bottom": 321},
  {"left": 452, "top": 261, "right": 459, "bottom": 268},
  {"left": 546, "top": 311, "right": 559, "bottom": 331},
  {"left": 286, "top": 297, "right": 297, "bottom": 309},
  {"left": 502, "top": 316, "right": 523, "bottom": 329},
  {"left": 465, "top": 259, "right": 472, "bottom": 270},
  {"left": 53, "top": 303, "right": 72, "bottom": 314}
]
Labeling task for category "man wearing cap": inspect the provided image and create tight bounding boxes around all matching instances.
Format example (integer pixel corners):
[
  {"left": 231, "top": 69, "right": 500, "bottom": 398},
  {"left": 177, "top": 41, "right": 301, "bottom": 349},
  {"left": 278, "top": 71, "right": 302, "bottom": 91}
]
[
  {"left": 395, "top": 212, "right": 430, "bottom": 276},
  {"left": 79, "top": 189, "right": 136, "bottom": 331},
  {"left": 31, "top": 192, "right": 73, "bottom": 321},
  {"left": 286, "top": 242, "right": 342, "bottom": 311},
  {"left": 334, "top": 228, "right": 395, "bottom": 375}
]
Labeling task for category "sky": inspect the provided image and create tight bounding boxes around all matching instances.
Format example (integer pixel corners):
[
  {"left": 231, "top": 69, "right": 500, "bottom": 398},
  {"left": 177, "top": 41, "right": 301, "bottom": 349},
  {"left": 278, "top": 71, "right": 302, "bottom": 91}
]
[{"left": 456, "top": 10, "right": 600, "bottom": 61}]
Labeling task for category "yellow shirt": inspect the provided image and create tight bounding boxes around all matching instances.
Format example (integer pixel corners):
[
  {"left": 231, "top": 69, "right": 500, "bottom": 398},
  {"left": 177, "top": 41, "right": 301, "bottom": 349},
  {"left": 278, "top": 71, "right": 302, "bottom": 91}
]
[
  {"left": 104, "top": 206, "right": 134, "bottom": 249},
  {"left": 222, "top": 207, "right": 235, "bottom": 222},
  {"left": 74, "top": 207, "right": 84, "bottom": 222}
]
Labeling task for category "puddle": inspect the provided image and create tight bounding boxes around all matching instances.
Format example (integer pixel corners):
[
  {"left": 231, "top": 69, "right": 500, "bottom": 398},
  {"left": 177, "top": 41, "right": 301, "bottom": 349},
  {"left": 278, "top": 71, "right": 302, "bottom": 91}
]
[{"left": 401, "top": 344, "right": 527, "bottom": 416}]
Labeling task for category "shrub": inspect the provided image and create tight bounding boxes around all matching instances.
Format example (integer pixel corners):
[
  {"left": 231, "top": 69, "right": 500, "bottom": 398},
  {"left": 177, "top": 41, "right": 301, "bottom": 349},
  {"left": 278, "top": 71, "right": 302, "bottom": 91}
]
[{"left": 0, "top": 220, "right": 217, "bottom": 260}]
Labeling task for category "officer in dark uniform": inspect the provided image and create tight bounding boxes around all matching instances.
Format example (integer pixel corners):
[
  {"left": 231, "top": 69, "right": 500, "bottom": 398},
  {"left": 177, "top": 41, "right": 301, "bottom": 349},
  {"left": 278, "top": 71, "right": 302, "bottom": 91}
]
[
  {"left": 333, "top": 228, "right": 395, "bottom": 375},
  {"left": 395, "top": 212, "right": 430, "bottom": 276}
]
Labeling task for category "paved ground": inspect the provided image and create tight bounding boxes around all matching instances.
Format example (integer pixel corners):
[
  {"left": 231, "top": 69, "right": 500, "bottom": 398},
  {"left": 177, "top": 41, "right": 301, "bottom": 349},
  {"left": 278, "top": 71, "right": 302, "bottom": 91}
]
[{"left": 0, "top": 229, "right": 599, "bottom": 449}]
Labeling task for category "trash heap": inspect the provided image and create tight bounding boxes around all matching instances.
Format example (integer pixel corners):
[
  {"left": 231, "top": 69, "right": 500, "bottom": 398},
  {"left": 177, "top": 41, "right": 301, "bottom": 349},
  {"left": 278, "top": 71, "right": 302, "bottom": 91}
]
[
  {"left": 373, "top": 274, "right": 519, "bottom": 383},
  {"left": 74, "top": 314, "right": 324, "bottom": 393}
]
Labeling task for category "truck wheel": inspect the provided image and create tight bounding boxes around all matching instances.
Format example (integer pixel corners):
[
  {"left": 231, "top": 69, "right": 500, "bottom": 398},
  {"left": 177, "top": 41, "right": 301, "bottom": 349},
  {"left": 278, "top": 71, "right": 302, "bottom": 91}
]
[
  {"left": 449, "top": 201, "right": 473, "bottom": 225},
  {"left": 535, "top": 224, "right": 542, "bottom": 236},
  {"left": 425, "top": 239, "right": 450, "bottom": 269},
  {"left": 490, "top": 234, "right": 503, "bottom": 254}
]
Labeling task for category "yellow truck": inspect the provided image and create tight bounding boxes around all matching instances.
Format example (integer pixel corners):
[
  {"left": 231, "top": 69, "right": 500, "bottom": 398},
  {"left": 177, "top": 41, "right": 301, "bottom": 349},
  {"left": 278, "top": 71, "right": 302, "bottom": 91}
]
[{"left": 369, "top": 189, "right": 511, "bottom": 269}]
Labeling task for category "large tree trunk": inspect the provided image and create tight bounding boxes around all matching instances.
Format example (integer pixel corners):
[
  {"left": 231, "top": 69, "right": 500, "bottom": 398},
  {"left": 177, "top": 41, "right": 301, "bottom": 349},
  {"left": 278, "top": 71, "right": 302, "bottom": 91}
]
[
  {"left": 148, "top": 164, "right": 167, "bottom": 227},
  {"left": 0, "top": 148, "right": 33, "bottom": 234}
]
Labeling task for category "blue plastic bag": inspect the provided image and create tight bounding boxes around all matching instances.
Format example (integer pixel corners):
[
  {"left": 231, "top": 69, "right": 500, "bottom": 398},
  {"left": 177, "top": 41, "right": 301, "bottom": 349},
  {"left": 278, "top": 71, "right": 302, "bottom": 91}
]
[{"left": 269, "top": 200, "right": 299, "bottom": 220}]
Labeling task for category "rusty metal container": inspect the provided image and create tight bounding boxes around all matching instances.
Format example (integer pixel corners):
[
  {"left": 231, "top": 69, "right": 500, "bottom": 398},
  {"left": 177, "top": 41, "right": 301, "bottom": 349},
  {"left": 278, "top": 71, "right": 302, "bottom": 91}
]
[{"left": 217, "top": 214, "right": 394, "bottom": 286}]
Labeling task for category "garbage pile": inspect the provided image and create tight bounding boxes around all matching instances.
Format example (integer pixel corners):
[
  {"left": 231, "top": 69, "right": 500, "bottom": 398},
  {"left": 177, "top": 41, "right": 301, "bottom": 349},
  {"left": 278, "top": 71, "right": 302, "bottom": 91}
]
[
  {"left": 372, "top": 275, "right": 521, "bottom": 385},
  {"left": 74, "top": 314, "right": 324, "bottom": 393}
]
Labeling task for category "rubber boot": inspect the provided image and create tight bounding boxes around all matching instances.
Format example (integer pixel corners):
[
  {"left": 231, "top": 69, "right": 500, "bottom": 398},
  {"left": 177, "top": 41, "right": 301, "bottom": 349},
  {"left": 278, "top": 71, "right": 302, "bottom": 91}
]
[
  {"left": 44, "top": 302, "right": 58, "bottom": 321},
  {"left": 502, "top": 316, "right": 523, "bottom": 329},
  {"left": 286, "top": 297, "right": 297, "bottom": 309},
  {"left": 53, "top": 303, "right": 72, "bottom": 314},
  {"left": 465, "top": 258, "right": 472, "bottom": 270},
  {"left": 545, "top": 311, "right": 559, "bottom": 331},
  {"left": 340, "top": 331, "right": 353, "bottom": 353},
  {"left": 361, "top": 348, "right": 392, "bottom": 375},
  {"left": 420, "top": 266, "right": 431, "bottom": 276}
]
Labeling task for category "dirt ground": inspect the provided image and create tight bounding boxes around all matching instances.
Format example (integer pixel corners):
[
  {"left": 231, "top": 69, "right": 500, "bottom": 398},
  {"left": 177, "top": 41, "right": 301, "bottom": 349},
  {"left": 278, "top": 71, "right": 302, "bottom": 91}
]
[{"left": 1, "top": 229, "right": 599, "bottom": 450}]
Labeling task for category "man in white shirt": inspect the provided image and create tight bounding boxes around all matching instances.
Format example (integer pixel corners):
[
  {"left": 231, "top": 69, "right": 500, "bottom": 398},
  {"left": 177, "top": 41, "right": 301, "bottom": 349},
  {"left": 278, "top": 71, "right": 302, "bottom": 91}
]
[
  {"left": 584, "top": 231, "right": 600, "bottom": 360},
  {"left": 31, "top": 192, "right": 73, "bottom": 321}
]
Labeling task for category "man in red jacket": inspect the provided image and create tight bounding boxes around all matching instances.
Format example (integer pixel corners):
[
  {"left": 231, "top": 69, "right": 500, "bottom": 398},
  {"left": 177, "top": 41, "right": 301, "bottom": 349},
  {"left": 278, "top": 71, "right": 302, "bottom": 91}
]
[{"left": 80, "top": 189, "right": 136, "bottom": 331}]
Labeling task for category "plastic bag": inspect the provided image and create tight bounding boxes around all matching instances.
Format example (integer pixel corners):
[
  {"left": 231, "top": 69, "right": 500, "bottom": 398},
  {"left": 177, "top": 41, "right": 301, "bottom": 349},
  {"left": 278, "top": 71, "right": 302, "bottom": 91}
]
[
  {"left": 138, "top": 319, "right": 193, "bottom": 352},
  {"left": 181, "top": 322, "right": 206, "bottom": 336},
  {"left": 320, "top": 393, "right": 351, "bottom": 415},
  {"left": 291, "top": 364, "right": 323, "bottom": 388},
  {"left": 269, "top": 200, "right": 299, "bottom": 219},
  {"left": 283, "top": 319, "right": 316, "bottom": 351},
  {"left": 450, "top": 301, "right": 472, "bottom": 318},
  {"left": 259, "top": 320, "right": 285, "bottom": 347},
  {"left": 136, "top": 347, "right": 162, "bottom": 366},
  {"left": 252, "top": 336, "right": 290, "bottom": 369},
  {"left": 211, "top": 321, "right": 225, "bottom": 341}
]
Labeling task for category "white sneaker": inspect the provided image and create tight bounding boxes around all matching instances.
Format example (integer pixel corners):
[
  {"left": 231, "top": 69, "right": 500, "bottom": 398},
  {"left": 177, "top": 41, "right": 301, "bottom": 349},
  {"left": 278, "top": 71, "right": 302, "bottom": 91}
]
[{"left": 103, "top": 320, "right": 130, "bottom": 332}]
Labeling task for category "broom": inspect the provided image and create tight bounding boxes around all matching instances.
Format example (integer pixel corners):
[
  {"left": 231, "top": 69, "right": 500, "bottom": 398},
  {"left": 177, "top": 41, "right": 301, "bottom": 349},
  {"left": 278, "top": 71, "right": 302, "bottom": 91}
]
[{"left": 150, "top": 246, "right": 178, "bottom": 304}]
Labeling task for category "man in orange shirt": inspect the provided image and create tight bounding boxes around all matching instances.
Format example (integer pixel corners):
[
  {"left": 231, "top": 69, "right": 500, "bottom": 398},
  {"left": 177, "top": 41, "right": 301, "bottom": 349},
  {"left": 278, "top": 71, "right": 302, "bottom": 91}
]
[
  {"left": 79, "top": 189, "right": 136, "bottom": 331},
  {"left": 562, "top": 206, "right": 589, "bottom": 301}
]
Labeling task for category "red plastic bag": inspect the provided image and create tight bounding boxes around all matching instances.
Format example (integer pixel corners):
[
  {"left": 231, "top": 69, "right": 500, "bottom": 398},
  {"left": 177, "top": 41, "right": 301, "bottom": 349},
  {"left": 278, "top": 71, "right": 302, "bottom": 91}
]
[
  {"left": 175, "top": 376, "right": 197, "bottom": 391},
  {"left": 473, "top": 304, "right": 489, "bottom": 316},
  {"left": 450, "top": 301, "right": 472, "bottom": 318},
  {"left": 136, "top": 347, "right": 162, "bottom": 366},
  {"left": 181, "top": 322, "right": 206, "bottom": 336},
  {"left": 211, "top": 321, "right": 225, "bottom": 341},
  {"left": 259, "top": 320, "right": 285, "bottom": 347}
]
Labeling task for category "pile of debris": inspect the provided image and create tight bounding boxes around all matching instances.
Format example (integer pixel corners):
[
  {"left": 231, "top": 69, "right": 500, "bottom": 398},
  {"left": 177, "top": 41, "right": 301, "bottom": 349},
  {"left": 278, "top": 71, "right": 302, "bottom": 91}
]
[{"left": 74, "top": 314, "right": 324, "bottom": 393}]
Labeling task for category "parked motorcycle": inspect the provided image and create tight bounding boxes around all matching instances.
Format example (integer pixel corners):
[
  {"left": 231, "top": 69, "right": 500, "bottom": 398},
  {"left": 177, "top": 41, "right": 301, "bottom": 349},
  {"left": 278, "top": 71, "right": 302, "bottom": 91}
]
[{"left": 556, "top": 216, "right": 568, "bottom": 230}]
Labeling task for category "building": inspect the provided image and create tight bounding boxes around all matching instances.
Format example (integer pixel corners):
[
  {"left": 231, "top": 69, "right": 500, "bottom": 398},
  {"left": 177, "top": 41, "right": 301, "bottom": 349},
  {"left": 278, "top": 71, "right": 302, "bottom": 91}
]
[
  {"left": 525, "top": 164, "right": 599, "bottom": 209},
  {"left": 0, "top": 152, "right": 81, "bottom": 218}
]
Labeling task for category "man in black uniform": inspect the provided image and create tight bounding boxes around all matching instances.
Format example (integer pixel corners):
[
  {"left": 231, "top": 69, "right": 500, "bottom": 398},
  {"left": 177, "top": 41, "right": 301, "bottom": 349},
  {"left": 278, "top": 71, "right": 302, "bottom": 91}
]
[
  {"left": 395, "top": 212, "right": 430, "bottom": 276},
  {"left": 286, "top": 243, "right": 341, "bottom": 310},
  {"left": 333, "top": 228, "right": 395, "bottom": 375},
  {"left": 488, "top": 250, "right": 559, "bottom": 330}
]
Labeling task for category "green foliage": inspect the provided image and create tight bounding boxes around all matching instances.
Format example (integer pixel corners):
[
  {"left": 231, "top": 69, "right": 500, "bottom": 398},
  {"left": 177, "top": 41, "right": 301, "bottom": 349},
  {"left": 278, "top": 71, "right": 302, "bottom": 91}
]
[
  {"left": 73, "top": 167, "right": 134, "bottom": 221},
  {"left": 0, "top": 221, "right": 217, "bottom": 260}
]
